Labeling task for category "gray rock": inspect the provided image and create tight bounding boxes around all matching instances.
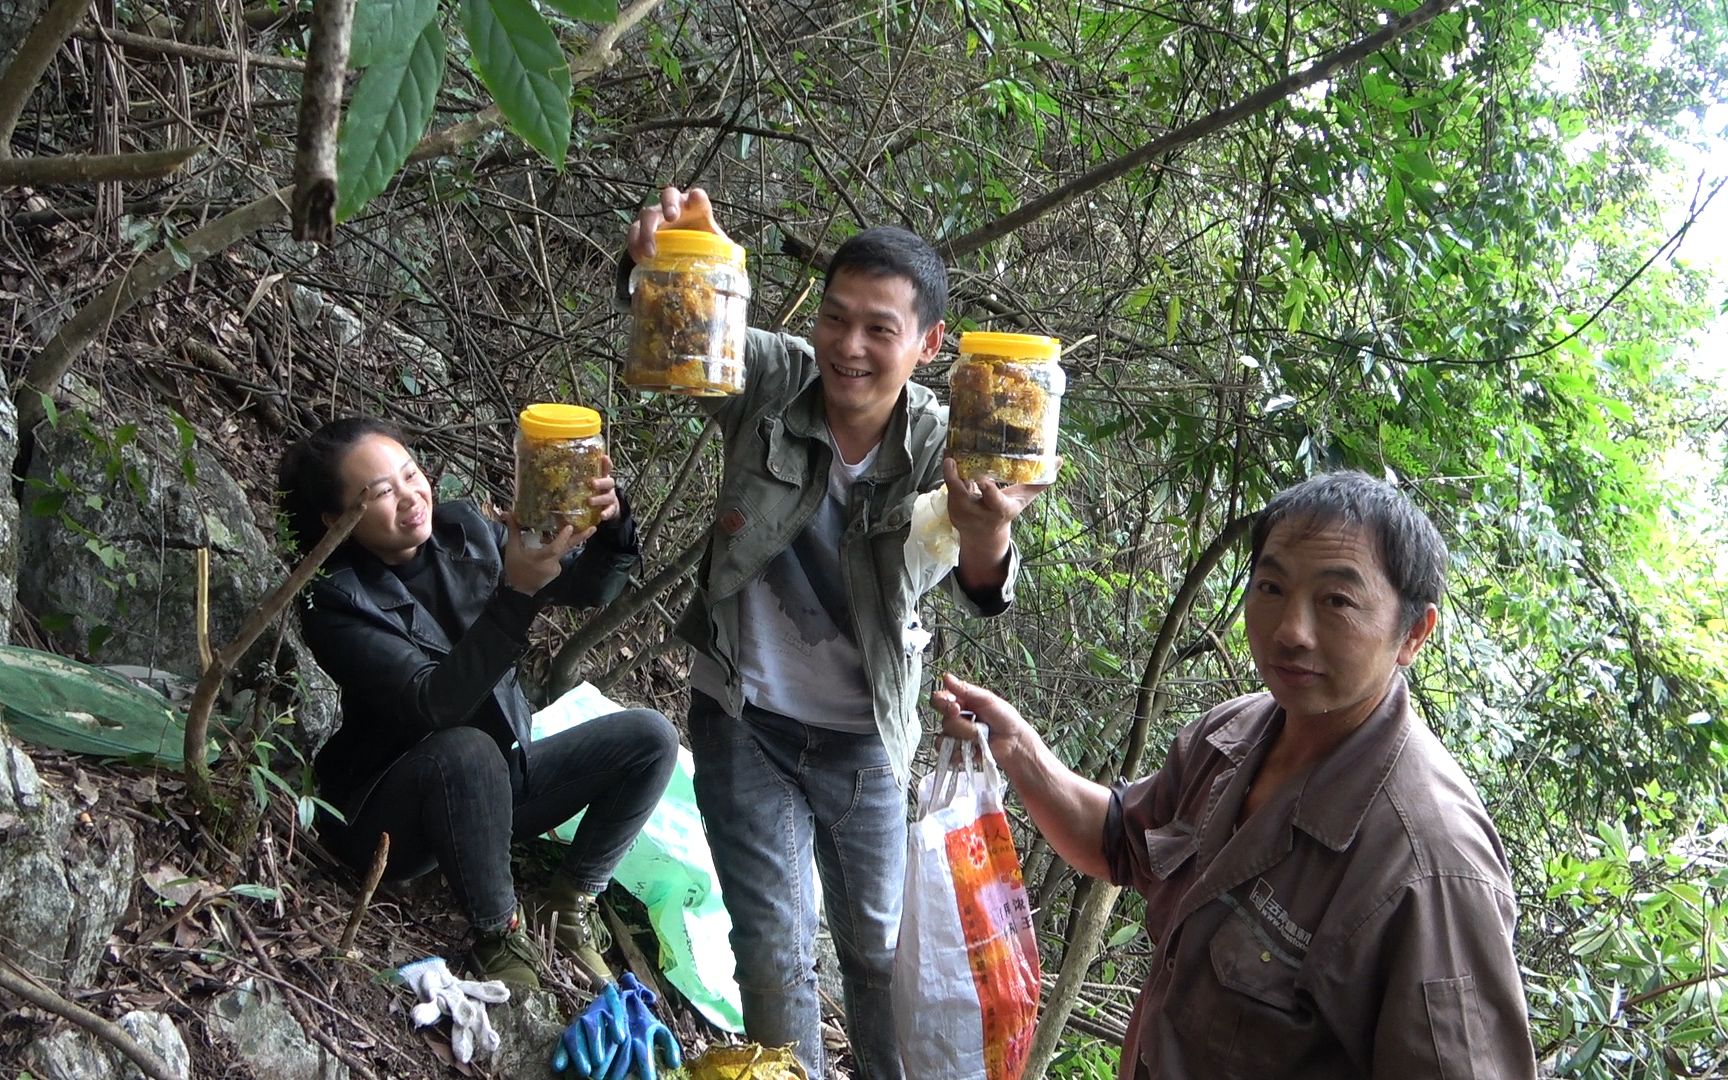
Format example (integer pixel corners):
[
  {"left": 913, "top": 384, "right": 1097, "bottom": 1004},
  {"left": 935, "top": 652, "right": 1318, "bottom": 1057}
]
[
  {"left": 118, "top": 1009, "right": 192, "bottom": 1080},
  {"left": 18, "top": 411, "right": 340, "bottom": 751},
  {"left": 211, "top": 977, "right": 348, "bottom": 1080},
  {"left": 26, "top": 1024, "right": 118, "bottom": 1080},
  {"left": 0, "top": 727, "right": 137, "bottom": 985},
  {"left": 489, "top": 988, "right": 565, "bottom": 1079},
  {"left": 29, "top": 1010, "right": 194, "bottom": 1080},
  {"left": 0, "top": 365, "right": 18, "bottom": 629}
]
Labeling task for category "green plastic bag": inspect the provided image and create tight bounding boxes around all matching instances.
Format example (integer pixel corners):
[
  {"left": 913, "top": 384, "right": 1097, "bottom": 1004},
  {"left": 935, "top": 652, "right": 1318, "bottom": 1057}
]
[
  {"left": 532, "top": 683, "right": 744, "bottom": 1032},
  {"left": 0, "top": 645, "right": 202, "bottom": 766}
]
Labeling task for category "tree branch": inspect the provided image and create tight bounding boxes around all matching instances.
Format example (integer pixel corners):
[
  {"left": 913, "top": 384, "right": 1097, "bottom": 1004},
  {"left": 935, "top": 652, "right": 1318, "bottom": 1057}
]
[
  {"left": 184, "top": 494, "right": 366, "bottom": 803},
  {"left": 0, "top": 0, "right": 90, "bottom": 155},
  {"left": 939, "top": 0, "right": 1460, "bottom": 260},
  {"left": 291, "top": 0, "right": 356, "bottom": 242},
  {"left": 71, "top": 25, "right": 308, "bottom": 71},
  {"left": 548, "top": 537, "right": 703, "bottom": 696},
  {"left": 0, "top": 956, "right": 178, "bottom": 1080},
  {"left": 0, "top": 145, "right": 200, "bottom": 187}
]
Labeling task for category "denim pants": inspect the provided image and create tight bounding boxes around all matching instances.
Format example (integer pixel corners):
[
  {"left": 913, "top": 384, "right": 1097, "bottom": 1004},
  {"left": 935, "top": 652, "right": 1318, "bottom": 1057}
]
[
  {"left": 689, "top": 692, "right": 907, "bottom": 1080},
  {"left": 327, "top": 708, "right": 677, "bottom": 932}
]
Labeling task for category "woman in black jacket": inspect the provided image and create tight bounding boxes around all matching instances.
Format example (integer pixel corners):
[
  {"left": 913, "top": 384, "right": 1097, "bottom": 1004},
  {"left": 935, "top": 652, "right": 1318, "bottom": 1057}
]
[{"left": 278, "top": 417, "right": 676, "bottom": 988}]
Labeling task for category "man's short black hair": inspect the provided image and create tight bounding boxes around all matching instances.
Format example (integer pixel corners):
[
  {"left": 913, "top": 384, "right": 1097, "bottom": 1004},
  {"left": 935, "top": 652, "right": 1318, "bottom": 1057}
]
[
  {"left": 1249, "top": 470, "right": 1448, "bottom": 632},
  {"left": 824, "top": 226, "right": 948, "bottom": 332}
]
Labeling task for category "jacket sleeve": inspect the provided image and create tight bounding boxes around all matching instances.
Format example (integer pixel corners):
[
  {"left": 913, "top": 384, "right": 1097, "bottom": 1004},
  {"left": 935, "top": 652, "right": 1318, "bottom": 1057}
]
[
  {"left": 301, "top": 576, "right": 539, "bottom": 739},
  {"left": 1323, "top": 876, "right": 1537, "bottom": 1080},
  {"left": 941, "top": 542, "right": 1020, "bottom": 617},
  {"left": 534, "top": 487, "right": 641, "bottom": 609}
]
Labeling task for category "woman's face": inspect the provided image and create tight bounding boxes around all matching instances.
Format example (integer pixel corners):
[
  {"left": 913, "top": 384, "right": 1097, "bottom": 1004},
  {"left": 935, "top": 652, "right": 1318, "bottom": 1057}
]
[{"left": 325, "top": 434, "right": 434, "bottom": 564}]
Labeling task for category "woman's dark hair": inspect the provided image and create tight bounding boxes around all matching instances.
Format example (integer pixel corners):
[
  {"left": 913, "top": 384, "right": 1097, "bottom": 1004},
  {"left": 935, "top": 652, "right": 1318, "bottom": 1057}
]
[
  {"left": 1249, "top": 470, "right": 1448, "bottom": 633},
  {"left": 276, "top": 417, "right": 405, "bottom": 553},
  {"left": 824, "top": 225, "right": 949, "bottom": 332}
]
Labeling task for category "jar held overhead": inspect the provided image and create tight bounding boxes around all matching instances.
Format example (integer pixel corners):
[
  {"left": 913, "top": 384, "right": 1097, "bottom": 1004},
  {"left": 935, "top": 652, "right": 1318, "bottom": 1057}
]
[
  {"left": 626, "top": 229, "right": 751, "bottom": 396},
  {"left": 515, "top": 403, "right": 606, "bottom": 543},
  {"left": 946, "top": 331, "right": 1065, "bottom": 486}
]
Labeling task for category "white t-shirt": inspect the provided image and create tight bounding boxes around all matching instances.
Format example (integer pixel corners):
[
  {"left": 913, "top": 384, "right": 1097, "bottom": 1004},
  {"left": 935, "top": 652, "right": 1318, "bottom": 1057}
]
[{"left": 691, "top": 439, "right": 879, "bottom": 734}]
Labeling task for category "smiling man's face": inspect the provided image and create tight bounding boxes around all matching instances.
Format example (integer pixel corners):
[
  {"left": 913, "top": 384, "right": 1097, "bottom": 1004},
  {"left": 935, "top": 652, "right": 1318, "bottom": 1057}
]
[
  {"left": 809, "top": 268, "right": 942, "bottom": 433},
  {"left": 1244, "top": 517, "right": 1434, "bottom": 730}
]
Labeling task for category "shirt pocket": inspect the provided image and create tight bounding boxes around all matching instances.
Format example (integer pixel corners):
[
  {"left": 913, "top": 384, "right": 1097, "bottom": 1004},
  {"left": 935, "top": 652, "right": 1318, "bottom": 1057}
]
[
  {"left": 1202, "top": 910, "right": 1310, "bottom": 1075},
  {"left": 1423, "top": 975, "right": 1491, "bottom": 1080}
]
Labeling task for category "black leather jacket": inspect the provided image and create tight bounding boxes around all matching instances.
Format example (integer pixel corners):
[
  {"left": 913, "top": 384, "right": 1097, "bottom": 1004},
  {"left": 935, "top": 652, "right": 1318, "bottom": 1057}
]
[{"left": 300, "top": 497, "right": 638, "bottom": 808}]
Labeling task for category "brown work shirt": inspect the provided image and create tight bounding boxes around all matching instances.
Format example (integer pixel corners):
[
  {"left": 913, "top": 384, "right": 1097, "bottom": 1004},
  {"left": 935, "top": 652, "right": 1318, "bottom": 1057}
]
[{"left": 1103, "top": 676, "right": 1537, "bottom": 1079}]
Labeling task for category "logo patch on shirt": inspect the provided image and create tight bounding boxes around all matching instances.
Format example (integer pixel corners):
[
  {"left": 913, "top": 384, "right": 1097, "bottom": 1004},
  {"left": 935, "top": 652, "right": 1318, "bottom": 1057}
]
[{"left": 1250, "top": 877, "right": 1313, "bottom": 952}]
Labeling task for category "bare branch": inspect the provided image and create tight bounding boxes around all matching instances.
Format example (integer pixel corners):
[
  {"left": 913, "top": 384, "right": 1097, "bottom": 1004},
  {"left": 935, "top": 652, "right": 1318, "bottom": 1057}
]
[
  {"left": 0, "top": 957, "right": 179, "bottom": 1080},
  {"left": 0, "top": 145, "right": 199, "bottom": 187},
  {"left": 291, "top": 0, "right": 357, "bottom": 242},
  {"left": 71, "top": 26, "right": 307, "bottom": 71},
  {"left": 0, "top": 0, "right": 89, "bottom": 155}
]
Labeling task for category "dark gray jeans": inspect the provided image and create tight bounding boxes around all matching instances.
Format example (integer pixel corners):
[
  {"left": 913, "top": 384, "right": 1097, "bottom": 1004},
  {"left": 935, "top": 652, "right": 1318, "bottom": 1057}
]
[{"left": 326, "top": 709, "right": 678, "bottom": 931}]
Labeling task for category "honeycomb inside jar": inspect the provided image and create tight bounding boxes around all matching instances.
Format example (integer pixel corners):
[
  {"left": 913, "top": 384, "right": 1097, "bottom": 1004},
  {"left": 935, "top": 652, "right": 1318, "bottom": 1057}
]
[
  {"left": 515, "top": 433, "right": 604, "bottom": 539},
  {"left": 626, "top": 263, "right": 748, "bottom": 396},
  {"left": 947, "top": 352, "right": 1062, "bottom": 486}
]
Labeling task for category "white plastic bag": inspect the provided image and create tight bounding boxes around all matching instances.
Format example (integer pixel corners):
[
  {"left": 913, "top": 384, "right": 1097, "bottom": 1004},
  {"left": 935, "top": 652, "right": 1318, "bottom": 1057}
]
[{"left": 893, "top": 734, "right": 1042, "bottom": 1079}]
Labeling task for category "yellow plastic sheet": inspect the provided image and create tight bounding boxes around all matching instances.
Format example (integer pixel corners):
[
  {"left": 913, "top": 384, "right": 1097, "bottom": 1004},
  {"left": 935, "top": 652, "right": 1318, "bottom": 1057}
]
[{"left": 675, "top": 1044, "right": 809, "bottom": 1080}]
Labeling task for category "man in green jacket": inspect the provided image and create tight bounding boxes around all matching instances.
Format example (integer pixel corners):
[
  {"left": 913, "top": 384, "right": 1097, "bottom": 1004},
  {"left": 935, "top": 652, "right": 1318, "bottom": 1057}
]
[{"left": 626, "top": 187, "right": 1047, "bottom": 1078}]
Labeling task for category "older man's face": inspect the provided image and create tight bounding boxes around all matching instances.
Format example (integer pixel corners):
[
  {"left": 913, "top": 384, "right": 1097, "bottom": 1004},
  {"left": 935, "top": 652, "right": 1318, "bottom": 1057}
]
[{"left": 1244, "top": 517, "right": 1435, "bottom": 729}]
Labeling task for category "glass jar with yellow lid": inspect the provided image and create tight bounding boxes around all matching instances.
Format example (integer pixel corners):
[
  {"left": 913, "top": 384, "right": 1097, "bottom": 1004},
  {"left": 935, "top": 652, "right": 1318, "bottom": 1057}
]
[
  {"left": 626, "top": 229, "right": 751, "bottom": 396},
  {"left": 947, "top": 331, "right": 1065, "bottom": 486},
  {"left": 515, "top": 403, "right": 605, "bottom": 541}
]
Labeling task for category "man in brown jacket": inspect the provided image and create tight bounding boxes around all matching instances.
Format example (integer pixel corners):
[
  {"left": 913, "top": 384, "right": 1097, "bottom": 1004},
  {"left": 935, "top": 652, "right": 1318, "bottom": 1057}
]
[{"left": 935, "top": 470, "right": 1538, "bottom": 1078}]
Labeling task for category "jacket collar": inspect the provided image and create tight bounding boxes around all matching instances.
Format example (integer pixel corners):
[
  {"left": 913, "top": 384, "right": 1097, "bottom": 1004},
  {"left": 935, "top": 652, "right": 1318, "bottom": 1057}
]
[
  {"left": 1290, "top": 675, "right": 1413, "bottom": 851},
  {"left": 783, "top": 369, "right": 916, "bottom": 482},
  {"left": 1203, "top": 674, "right": 1413, "bottom": 853}
]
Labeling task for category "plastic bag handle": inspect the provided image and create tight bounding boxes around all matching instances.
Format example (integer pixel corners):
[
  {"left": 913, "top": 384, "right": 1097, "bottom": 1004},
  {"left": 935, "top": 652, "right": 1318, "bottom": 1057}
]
[{"left": 920, "top": 723, "right": 1003, "bottom": 815}]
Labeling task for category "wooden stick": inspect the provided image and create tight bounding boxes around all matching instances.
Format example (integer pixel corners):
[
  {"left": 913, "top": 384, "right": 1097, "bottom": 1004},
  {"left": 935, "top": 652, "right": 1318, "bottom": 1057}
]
[
  {"left": 183, "top": 494, "right": 366, "bottom": 803},
  {"left": 71, "top": 25, "right": 308, "bottom": 71},
  {"left": 338, "top": 832, "right": 389, "bottom": 954},
  {"left": 0, "top": 0, "right": 90, "bottom": 155},
  {"left": 195, "top": 546, "right": 212, "bottom": 672},
  {"left": 0, "top": 146, "right": 200, "bottom": 187},
  {"left": 0, "top": 957, "right": 179, "bottom": 1080},
  {"left": 291, "top": 0, "right": 357, "bottom": 242}
]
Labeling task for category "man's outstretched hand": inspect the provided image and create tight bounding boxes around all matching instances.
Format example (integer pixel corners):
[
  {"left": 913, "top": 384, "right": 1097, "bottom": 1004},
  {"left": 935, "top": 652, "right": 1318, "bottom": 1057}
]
[{"left": 627, "top": 186, "right": 728, "bottom": 263}]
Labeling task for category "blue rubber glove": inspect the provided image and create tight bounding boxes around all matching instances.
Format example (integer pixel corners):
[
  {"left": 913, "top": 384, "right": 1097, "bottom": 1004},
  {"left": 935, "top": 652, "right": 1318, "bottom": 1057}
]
[
  {"left": 551, "top": 981, "right": 627, "bottom": 1076},
  {"left": 617, "top": 972, "right": 682, "bottom": 1080}
]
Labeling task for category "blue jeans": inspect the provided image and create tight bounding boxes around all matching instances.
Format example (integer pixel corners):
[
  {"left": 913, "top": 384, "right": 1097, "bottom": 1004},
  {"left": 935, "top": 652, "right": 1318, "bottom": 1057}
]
[
  {"left": 689, "top": 693, "right": 907, "bottom": 1080},
  {"left": 327, "top": 708, "right": 678, "bottom": 931}
]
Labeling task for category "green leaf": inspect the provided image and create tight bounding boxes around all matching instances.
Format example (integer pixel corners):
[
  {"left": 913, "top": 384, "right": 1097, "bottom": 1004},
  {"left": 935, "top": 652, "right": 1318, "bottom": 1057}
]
[
  {"left": 1105, "top": 923, "right": 1141, "bottom": 949},
  {"left": 462, "top": 0, "right": 571, "bottom": 166},
  {"left": 1009, "top": 39, "right": 1078, "bottom": 66},
  {"left": 542, "top": 0, "right": 617, "bottom": 21},
  {"left": 349, "top": 0, "right": 437, "bottom": 67},
  {"left": 337, "top": 22, "right": 445, "bottom": 222},
  {"left": 227, "top": 883, "right": 282, "bottom": 901},
  {"left": 1164, "top": 294, "right": 1180, "bottom": 345}
]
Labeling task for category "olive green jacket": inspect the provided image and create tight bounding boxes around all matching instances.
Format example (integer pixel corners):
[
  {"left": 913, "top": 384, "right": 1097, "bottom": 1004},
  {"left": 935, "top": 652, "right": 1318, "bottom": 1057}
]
[{"left": 675, "top": 327, "right": 1018, "bottom": 787}]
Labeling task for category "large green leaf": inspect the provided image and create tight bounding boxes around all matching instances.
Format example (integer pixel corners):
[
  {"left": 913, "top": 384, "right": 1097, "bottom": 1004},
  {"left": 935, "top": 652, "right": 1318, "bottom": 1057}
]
[
  {"left": 336, "top": 21, "right": 446, "bottom": 222},
  {"left": 542, "top": 0, "right": 618, "bottom": 22},
  {"left": 461, "top": 0, "right": 571, "bottom": 166},
  {"left": 0, "top": 646, "right": 208, "bottom": 766},
  {"left": 349, "top": 0, "right": 438, "bottom": 68}
]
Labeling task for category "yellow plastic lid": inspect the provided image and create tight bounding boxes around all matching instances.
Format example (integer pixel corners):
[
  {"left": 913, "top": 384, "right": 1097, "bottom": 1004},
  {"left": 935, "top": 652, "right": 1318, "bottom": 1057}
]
[
  {"left": 519, "top": 403, "right": 602, "bottom": 439},
  {"left": 959, "top": 331, "right": 1062, "bottom": 361},
  {"left": 650, "top": 229, "right": 747, "bottom": 266}
]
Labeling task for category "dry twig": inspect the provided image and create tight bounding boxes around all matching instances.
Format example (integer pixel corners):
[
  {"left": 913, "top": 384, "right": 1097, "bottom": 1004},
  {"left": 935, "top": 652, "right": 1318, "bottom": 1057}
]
[
  {"left": 0, "top": 956, "right": 180, "bottom": 1080},
  {"left": 291, "top": 0, "right": 357, "bottom": 242}
]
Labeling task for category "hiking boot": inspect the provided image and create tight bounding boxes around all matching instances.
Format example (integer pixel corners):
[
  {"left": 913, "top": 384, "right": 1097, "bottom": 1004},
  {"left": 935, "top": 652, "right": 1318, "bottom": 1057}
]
[
  {"left": 528, "top": 884, "right": 613, "bottom": 985},
  {"left": 467, "top": 909, "right": 541, "bottom": 989}
]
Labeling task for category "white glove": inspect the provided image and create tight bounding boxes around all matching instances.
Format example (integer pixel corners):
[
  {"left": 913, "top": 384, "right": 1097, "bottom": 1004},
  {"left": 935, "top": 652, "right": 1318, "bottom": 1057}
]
[{"left": 398, "top": 957, "right": 510, "bottom": 1063}]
